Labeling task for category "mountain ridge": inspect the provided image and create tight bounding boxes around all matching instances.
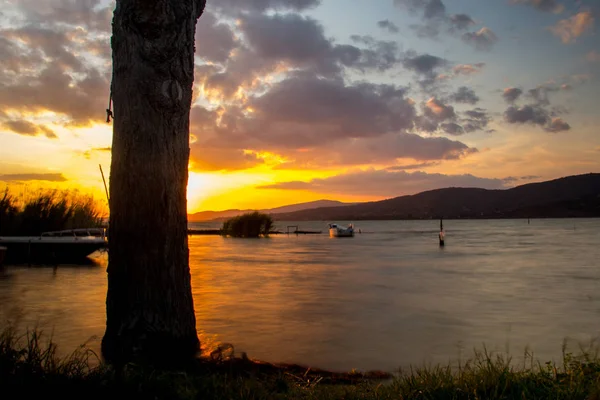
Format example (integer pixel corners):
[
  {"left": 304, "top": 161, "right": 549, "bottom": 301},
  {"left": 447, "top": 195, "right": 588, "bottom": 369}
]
[{"left": 271, "top": 173, "right": 600, "bottom": 221}]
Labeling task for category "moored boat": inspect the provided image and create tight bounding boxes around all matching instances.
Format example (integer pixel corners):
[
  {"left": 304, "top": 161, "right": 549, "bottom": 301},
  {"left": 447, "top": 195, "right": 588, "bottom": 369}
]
[
  {"left": 0, "top": 228, "right": 107, "bottom": 264},
  {"left": 328, "top": 223, "right": 355, "bottom": 238}
]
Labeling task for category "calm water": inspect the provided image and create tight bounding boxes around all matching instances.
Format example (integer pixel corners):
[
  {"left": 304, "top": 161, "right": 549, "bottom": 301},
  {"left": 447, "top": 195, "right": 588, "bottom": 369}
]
[{"left": 1, "top": 219, "right": 599, "bottom": 372}]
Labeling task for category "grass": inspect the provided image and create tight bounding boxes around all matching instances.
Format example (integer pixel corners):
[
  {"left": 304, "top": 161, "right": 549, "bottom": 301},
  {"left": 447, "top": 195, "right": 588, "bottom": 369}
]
[
  {"left": 0, "top": 188, "right": 103, "bottom": 236},
  {"left": 222, "top": 212, "right": 274, "bottom": 238},
  {"left": 1, "top": 325, "right": 599, "bottom": 399}
]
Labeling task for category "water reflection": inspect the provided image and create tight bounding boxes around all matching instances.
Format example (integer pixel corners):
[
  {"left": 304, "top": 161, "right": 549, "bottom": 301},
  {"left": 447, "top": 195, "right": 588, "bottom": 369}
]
[{"left": 0, "top": 219, "right": 599, "bottom": 372}]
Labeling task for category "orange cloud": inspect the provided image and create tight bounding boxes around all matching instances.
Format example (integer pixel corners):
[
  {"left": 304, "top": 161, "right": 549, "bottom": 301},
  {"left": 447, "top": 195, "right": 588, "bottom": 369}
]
[{"left": 550, "top": 11, "right": 594, "bottom": 44}]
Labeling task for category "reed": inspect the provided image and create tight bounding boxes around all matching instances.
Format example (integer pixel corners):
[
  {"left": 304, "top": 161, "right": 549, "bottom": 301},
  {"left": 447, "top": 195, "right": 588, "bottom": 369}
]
[
  {"left": 0, "top": 188, "right": 103, "bottom": 236},
  {"left": 1, "top": 324, "right": 599, "bottom": 399},
  {"left": 222, "top": 212, "right": 274, "bottom": 238}
]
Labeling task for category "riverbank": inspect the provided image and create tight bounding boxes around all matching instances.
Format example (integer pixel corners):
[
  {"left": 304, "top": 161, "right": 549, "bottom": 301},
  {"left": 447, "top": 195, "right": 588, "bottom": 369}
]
[{"left": 2, "top": 326, "right": 599, "bottom": 400}]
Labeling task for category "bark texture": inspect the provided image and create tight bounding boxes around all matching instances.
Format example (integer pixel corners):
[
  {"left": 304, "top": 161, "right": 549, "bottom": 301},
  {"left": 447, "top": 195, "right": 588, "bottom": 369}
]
[{"left": 102, "top": 0, "right": 206, "bottom": 364}]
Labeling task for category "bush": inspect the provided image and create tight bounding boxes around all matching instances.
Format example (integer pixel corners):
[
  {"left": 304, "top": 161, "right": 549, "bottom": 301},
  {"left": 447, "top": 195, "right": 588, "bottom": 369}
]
[
  {"left": 0, "top": 189, "right": 104, "bottom": 236},
  {"left": 222, "top": 212, "right": 274, "bottom": 238}
]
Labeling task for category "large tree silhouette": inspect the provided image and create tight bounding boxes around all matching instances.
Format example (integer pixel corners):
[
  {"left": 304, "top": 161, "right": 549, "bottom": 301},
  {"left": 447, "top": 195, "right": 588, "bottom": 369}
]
[{"left": 102, "top": 0, "right": 206, "bottom": 364}]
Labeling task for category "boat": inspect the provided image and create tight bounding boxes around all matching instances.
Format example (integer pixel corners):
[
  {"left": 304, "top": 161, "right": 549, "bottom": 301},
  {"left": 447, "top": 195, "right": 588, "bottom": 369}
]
[
  {"left": 0, "top": 228, "right": 108, "bottom": 264},
  {"left": 328, "top": 223, "right": 355, "bottom": 238}
]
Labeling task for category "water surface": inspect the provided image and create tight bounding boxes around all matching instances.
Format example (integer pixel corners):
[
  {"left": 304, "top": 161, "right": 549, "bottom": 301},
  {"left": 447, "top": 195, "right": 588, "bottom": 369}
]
[{"left": 1, "top": 219, "right": 599, "bottom": 372}]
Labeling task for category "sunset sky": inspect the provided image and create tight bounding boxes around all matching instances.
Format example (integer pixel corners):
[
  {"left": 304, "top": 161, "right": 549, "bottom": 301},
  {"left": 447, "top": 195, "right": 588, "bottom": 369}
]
[{"left": 0, "top": 0, "right": 599, "bottom": 213}]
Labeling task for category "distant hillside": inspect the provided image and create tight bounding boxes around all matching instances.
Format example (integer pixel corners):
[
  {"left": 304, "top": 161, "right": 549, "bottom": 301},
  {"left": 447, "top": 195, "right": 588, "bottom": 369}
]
[
  {"left": 273, "top": 173, "right": 600, "bottom": 221},
  {"left": 188, "top": 199, "right": 352, "bottom": 222}
]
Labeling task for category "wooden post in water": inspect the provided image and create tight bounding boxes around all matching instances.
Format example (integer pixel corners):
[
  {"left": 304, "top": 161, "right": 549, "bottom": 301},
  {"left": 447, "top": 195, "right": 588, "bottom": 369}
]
[{"left": 439, "top": 218, "right": 445, "bottom": 247}]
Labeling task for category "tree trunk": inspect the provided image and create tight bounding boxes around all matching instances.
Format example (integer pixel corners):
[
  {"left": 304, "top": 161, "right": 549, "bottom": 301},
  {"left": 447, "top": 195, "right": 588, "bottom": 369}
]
[{"left": 102, "top": 0, "right": 206, "bottom": 365}]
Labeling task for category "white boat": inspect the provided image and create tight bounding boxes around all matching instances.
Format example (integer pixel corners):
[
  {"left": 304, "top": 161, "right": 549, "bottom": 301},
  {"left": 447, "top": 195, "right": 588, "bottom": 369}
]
[
  {"left": 328, "top": 223, "right": 354, "bottom": 238},
  {"left": 0, "top": 228, "right": 107, "bottom": 264}
]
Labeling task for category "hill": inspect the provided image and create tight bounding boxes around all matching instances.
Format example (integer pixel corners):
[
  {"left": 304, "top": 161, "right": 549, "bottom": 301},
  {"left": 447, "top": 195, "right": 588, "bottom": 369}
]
[
  {"left": 272, "top": 173, "right": 600, "bottom": 221},
  {"left": 188, "top": 199, "right": 352, "bottom": 222}
]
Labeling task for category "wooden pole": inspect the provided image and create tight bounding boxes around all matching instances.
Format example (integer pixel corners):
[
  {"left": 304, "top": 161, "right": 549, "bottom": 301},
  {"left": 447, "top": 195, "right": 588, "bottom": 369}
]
[{"left": 99, "top": 164, "right": 110, "bottom": 203}]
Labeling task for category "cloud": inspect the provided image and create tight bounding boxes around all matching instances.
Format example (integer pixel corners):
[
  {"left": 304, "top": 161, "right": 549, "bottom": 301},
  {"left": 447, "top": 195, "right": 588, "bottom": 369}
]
[
  {"left": 510, "top": 0, "right": 564, "bottom": 14},
  {"left": 386, "top": 161, "right": 441, "bottom": 171},
  {"left": 211, "top": 0, "right": 320, "bottom": 14},
  {"left": 448, "top": 14, "right": 476, "bottom": 31},
  {"left": 394, "top": 0, "right": 485, "bottom": 46},
  {"left": 424, "top": 98, "right": 456, "bottom": 121},
  {"left": 403, "top": 53, "right": 448, "bottom": 75},
  {"left": 10, "top": 0, "right": 112, "bottom": 33},
  {"left": 586, "top": 50, "right": 600, "bottom": 62},
  {"left": 394, "top": 0, "right": 446, "bottom": 20},
  {"left": 0, "top": 65, "right": 109, "bottom": 126},
  {"left": 247, "top": 76, "right": 416, "bottom": 144},
  {"left": 504, "top": 105, "right": 550, "bottom": 125},
  {"left": 377, "top": 19, "right": 399, "bottom": 33},
  {"left": 453, "top": 63, "right": 485, "bottom": 75},
  {"left": 546, "top": 117, "right": 571, "bottom": 132},
  {"left": 462, "top": 27, "right": 498, "bottom": 51},
  {"left": 462, "top": 108, "right": 492, "bottom": 132},
  {"left": 449, "top": 86, "right": 480, "bottom": 104},
  {"left": 2, "top": 120, "right": 57, "bottom": 138},
  {"left": 503, "top": 87, "right": 523, "bottom": 103},
  {"left": 195, "top": 12, "right": 238, "bottom": 64},
  {"left": 0, "top": 173, "right": 67, "bottom": 182},
  {"left": 82, "top": 146, "right": 111, "bottom": 159},
  {"left": 440, "top": 122, "right": 465, "bottom": 136},
  {"left": 258, "top": 169, "right": 504, "bottom": 197},
  {"left": 402, "top": 52, "right": 449, "bottom": 87},
  {"left": 550, "top": 11, "right": 594, "bottom": 44}
]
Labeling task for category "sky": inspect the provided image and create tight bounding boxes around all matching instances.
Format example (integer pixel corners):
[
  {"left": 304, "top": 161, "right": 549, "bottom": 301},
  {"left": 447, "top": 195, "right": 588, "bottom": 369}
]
[{"left": 0, "top": 0, "right": 599, "bottom": 213}]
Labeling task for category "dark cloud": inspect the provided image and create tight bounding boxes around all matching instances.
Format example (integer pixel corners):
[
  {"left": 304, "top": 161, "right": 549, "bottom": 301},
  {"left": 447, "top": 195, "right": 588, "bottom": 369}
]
[
  {"left": 527, "top": 87, "right": 552, "bottom": 106},
  {"left": 2, "top": 120, "right": 57, "bottom": 138},
  {"left": 203, "top": 12, "right": 404, "bottom": 96},
  {"left": 503, "top": 87, "right": 523, "bottom": 103},
  {"left": 403, "top": 53, "right": 448, "bottom": 74},
  {"left": 11, "top": 0, "right": 112, "bottom": 33},
  {"left": 387, "top": 161, "right": 441, "bottom": 171},
  {"left": 449, "top": 86, "right": 480, "bottom": 104},
  {"left": 394, "top": 0, "right": 484, "bottom": 44},
  {"left": 377, "top": 19, "right": 399, "bottom": 33},
  {"left": 210, "top": 0, "right": 320, "bottom": 14},
  {"left": 440, "top": 122, "right": 465, "bottom": 135},
  {"left": 195, "top": 12, "right": 238, "bottom": 64},
  {"left": 462, "top": 108, "right": 491, "bottom": 132},
  {"left": 258, "top": 169, "right": 504, "bottom": 197},
  {"left": 248, "top": 76, "right": 416, "bottom": 144},
  {"left": 2, "top": 26, "right": 85, "bottom": 72},
  {"left": 449, "top": 14, "right": 476, "bottom": 30},
  {"left": 0, "top": 173, "right": 67, "bottom": 182},
  {"left": 504, "top": 105, "right": 550, "bottom": 125},
  {"left": 462, "top": 27, "right": 498, "bottom": 51},
  {"left": 424, "top": 98, "right": 456, "bottom": 122},
  {"left": 546, "top": 117, "right": 571, "bottom": 132},
  {"left": 403, "top": 53, "right": 449, "bottom": 87},
  {"left": 0, "top": 65, "right": 109, "bottom": 126},
  {"left": 394, "top": 0, "right": 446, "bottom": 20},
  {"left": 510, "top": 0, "right": 564, "bottom": 13}
]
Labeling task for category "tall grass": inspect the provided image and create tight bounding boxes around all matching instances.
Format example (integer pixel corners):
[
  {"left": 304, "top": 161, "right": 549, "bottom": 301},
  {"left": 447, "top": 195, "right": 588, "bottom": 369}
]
[
  {"left": 1, "top": 324, "right": 599, "bottom": 399},
  {"left": 222, "top": 212, "right": 274, "bottom": 238},
  {"left": 0, "top": 188, "right": 103, "bottom": 236}
]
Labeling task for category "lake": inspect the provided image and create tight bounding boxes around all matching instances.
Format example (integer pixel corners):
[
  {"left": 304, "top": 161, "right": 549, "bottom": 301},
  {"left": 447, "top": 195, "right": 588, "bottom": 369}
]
[{"left": 1, "top": 219, "right": 599, "bottom": 372}]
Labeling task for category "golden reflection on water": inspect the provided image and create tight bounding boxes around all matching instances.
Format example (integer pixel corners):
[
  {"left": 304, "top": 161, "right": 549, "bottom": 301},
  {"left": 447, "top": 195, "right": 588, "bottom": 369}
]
[{"left": 1, "top": 219, "right": 600, "bottom": 372}]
